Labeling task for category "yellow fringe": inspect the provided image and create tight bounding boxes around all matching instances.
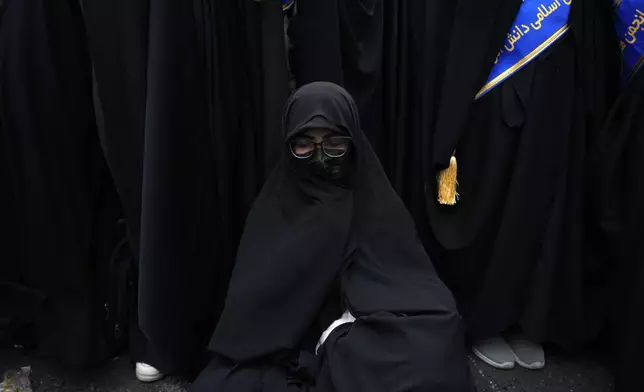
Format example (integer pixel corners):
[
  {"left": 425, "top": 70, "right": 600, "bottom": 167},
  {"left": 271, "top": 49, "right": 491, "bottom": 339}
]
[{"left": 437, "top": 155, "right": 459, "bottom": 206}]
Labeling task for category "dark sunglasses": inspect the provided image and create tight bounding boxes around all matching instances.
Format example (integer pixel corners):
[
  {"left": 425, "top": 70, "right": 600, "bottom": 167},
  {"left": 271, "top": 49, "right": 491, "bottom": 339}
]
[{"left": 289, "top": 135, "right": 352, "bottom": 159}]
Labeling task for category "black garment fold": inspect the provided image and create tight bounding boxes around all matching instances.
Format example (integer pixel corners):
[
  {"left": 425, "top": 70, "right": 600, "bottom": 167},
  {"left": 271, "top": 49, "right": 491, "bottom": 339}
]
[
  {"left": 260, "top": 1, "right": 291, "bottom": 176},
  {"left": 82, "top": 0, "right": 149, "bottom": 252},
  {"left": 82, "top": 0, "right": 291, "bottom": 371},
  {"left": 133, "top": 0, "right": 291, "bottom": 368},
  {"left": 591, "top": 68, "right": 644, "bottom": 392},
  {"left": 288, "top": 0, "right": 385, "bottom": 158},
  {"left": 288, "top": 0, "right": 462, "bottom": 244},
  {"left": 0, "top": 0, "right": 121, "bottom": 366},
  {"left": 431, "top": 0, "right": 522, "bottom": 170},
  {"left": 379, "top": 0, "right": 464, "bottom": 247},
  {"left": 136, "top": 0, "right": 218, "bottom": 364}
]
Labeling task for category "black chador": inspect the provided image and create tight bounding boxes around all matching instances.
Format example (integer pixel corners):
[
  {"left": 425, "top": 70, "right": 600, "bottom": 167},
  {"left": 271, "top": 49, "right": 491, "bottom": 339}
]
[
  {"left": 190, "top": 82, "right": 474, "bottom": 392},
  {"left": 0, "top": 0, "right": 121, "bottom": 366},
  {"left": 590, "top": 9, "right": 644, "bottom": 388},
  {"left": 426, "top": 0, "right": 616, "bottom": 356}
]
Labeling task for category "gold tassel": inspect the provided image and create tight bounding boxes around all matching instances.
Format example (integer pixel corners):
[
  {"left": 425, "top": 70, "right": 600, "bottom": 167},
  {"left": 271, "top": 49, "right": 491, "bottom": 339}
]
[{"left": 437, "top": 155, "right": 459, "bottom": 206}]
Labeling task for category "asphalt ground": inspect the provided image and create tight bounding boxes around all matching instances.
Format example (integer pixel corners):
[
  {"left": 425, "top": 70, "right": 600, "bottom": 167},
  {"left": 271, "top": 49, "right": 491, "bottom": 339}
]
[{"left": 1, "top": 346, "right": 613, "bottom": 392}]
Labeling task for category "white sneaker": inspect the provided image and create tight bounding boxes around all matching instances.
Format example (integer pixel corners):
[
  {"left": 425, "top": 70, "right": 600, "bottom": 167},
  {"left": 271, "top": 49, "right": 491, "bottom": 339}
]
[{"left": 135, "top": 362, "right": 164, "bottom": 383}]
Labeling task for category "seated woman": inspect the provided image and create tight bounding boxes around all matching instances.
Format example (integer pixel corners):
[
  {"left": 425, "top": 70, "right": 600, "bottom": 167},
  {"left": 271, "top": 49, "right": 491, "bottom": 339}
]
[{"left": 190, "top": 82, "right": 474, "bottom": 392}]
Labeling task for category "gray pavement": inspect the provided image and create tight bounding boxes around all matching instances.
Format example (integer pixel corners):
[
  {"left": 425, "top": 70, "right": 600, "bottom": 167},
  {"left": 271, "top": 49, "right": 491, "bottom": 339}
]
[{"left": 1, "top": 347, "right": 613, "bottom": 392}]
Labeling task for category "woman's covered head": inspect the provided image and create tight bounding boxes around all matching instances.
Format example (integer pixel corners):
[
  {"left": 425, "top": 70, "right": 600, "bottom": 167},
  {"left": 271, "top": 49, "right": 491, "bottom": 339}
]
[{"left": 283, "top": 83, "right": 361, "bottom": 182}]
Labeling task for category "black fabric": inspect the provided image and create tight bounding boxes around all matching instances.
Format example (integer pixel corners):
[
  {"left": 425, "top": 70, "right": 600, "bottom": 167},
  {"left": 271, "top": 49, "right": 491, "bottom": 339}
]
[
  {"left": 287, "top": 0, "right": 463, "bottom": 245},
  {"left": 82, "top": 0, "right": 201, "bottom": 373},
  {"left": 193, "top": 82, "right": 473, "bottom": 392},
  {"left": 575, "top": 0, "right": 622, "bottom": 342},
  {"left": 426, "top": 0, "right": 616, "bottom": 348},
  {"left": 288, "top": 0, "right": 385, "bottom": 160},
  {"left": 80, "top": 0, "right": 291, "bottom": 370},
  {"left": 0, "top": 0, "right": 123, "bottom": 366},
  {"left": 592, "top": 68, "right": 644, "bottom": 392},
  {"left": 135, "top": 0, "right": 218, "bottom": 366},
  {"left": 431, "top": 0, "right": 522, "bottom": 170},
  {"left": 260, "top": 0, "right": 292, "bottom": 176},
  {"left": 192, "top": 0, "right": 291, "bottom": 266},
  {"left": 517, "top": 0, "right": 619, "bottom": 348},
  {"left": 379, "top": 0, "right": 462, "bottom": 247},
  {"left": 82, "top": 0, "right": 149, "bottom": 252},
  {"left": 82, "top": 0, "right": 291, "bottom": 372}
]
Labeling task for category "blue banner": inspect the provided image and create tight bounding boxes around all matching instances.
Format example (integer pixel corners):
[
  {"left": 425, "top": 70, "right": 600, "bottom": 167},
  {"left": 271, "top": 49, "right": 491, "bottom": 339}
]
[
  {"left": 614, "top": 0, "right": 644, "bottom": 84},
  {"left": 476, "top": 0, "right": 572, "bottom": 99}
]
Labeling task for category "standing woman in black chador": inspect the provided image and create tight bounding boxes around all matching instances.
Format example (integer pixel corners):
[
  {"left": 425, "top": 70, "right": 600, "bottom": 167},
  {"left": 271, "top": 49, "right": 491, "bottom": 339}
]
[
  {"left": 190, "top": 82, "right": 474, "bottom": 392},
  {"left": 594, "top": 69, "right": 644, "bottom": 392},
  {"left": 425, "top": 0, "right": 616, "bottom": 371},
  {"left": 591, "top": 2, "right": 644, "bottom": 390}
]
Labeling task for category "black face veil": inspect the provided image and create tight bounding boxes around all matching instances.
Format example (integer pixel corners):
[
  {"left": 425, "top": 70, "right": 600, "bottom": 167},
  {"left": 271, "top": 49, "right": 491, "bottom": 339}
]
[{"left": 207, "top": 82, "right": 473, "bottom": 392}]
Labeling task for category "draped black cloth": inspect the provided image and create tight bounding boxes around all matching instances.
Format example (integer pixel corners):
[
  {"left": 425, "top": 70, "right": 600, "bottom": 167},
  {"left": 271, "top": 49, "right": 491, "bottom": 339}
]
[
  {"left": 288, "top": 0, "right": 385, "bottom": 160},
  {"left": 513, "top": 0, "right": 618, "bottom": 347},
  {"left": 82, "top": 0, "right": 149, "bottom": 252},
  {"left": 287, "top": 0, "right": 462, "bottom": 244},
  {"left": 191, "top": 82, "right": 474, "bottom": 392},
  {"left": 134, "top": 0, "right": 219, "bottom": 366},
  {"left": 592, "top": 69, "right": 644, "bottom": 392},
  {"left": 0, "top": 0, "right": 291, "bottom": 372},
  {"left": 84, "top": 0, "right": 215, "bottom": 371},
  {"left": 0, "top": 0, "right": 122, "bottom": 366},
  {"left": 425, "top": 0, "right": 616, "bottom": 348},
  {"left": 82, "top": 0, "right": 185, "bottom": 372},
  {"left": 82, "top": 0, "right": 291, "bottom": 372}
]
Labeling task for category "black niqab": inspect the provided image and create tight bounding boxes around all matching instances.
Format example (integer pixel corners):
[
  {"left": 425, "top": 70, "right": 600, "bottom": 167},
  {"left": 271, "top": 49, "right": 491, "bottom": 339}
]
[{"left": 198, "top": 82, "right": 473, "bottom": 392}]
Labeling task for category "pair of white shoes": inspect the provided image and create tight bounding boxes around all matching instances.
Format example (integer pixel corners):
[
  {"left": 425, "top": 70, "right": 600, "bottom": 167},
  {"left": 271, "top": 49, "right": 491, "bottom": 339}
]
[
  {"left": 135, "top": 362, "right": 164, "bottom": 383},
  {"left": 472, "top": 334, "right": 545, "bottom": 370}
]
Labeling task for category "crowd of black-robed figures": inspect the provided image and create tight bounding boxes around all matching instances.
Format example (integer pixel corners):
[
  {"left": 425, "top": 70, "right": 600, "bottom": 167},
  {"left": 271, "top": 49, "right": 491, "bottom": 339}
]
[{"left": 0, "top": 0, "right": 642, "bottom": 390}]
